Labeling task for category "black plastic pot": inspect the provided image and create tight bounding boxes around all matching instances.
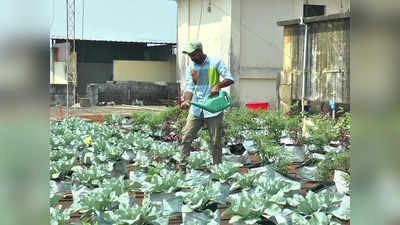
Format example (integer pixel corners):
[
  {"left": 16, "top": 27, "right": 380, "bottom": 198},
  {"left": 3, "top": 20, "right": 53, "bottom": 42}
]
[{"left": 228, "top": 143, "right": 246, "bottom": 155}]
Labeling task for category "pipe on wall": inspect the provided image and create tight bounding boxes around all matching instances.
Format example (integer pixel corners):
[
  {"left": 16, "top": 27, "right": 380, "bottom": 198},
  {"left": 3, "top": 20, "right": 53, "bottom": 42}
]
[{"left": 300, "top": 17, "right": 309, "bottom": 113}]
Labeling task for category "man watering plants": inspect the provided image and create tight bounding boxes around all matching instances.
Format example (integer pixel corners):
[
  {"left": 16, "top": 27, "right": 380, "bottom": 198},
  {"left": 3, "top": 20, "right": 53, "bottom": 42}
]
[{"left": 179, "top": 40, "right": 234, "bottom": 170}]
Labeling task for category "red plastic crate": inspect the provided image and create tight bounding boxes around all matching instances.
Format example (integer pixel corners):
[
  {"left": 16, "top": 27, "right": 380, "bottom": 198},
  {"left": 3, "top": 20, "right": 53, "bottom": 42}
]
[{"left": 245, "top": 102, "right": 268, "bottom": 111}]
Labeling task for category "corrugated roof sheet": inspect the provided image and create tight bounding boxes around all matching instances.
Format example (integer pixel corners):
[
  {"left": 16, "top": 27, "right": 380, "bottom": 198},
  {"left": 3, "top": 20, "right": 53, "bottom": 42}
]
[{"left": 50, "top": 35, "right": 176, "bottom": 44}]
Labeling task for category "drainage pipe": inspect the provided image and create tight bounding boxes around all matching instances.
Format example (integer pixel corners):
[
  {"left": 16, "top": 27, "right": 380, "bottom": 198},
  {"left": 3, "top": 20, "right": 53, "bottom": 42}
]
[{"left": 300, "top": 17, "right": 309, "bottom": 113}]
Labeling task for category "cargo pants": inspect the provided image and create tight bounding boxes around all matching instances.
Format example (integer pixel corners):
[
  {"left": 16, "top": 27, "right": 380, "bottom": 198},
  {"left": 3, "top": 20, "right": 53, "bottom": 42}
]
[{"left": 180, "top": 112, "right": 224, "bottom": 165}]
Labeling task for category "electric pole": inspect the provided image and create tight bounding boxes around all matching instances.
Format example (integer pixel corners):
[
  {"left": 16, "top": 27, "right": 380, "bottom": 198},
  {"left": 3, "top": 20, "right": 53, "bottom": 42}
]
[{"left": 66, "top": 0, "right": 77, "bottom": 117}]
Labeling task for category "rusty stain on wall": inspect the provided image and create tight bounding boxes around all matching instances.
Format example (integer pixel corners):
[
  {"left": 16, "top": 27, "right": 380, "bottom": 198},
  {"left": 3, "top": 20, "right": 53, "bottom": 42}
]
[{"left": 278, "top": 13, "right": 350, "bottom": 112}]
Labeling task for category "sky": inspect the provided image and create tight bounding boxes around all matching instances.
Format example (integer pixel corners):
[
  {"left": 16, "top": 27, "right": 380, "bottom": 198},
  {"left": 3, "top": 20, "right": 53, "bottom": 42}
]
[{"left": 50, "top": 0, "right": 177, "bottom": 43}]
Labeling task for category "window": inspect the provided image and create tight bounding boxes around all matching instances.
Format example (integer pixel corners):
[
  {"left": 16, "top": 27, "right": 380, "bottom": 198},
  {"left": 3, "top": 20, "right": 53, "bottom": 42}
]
[{"left": 303, "top": 4, "right": 325, "bottom": 17}]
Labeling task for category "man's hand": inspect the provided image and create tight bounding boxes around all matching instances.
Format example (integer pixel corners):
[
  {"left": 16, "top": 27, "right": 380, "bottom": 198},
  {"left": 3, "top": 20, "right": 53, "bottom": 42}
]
[
  {"left": 180, "top": 100, "right": 190, "bottom": 109},
  {"left": 209, "top": 85, "right": 220, "bottom": 96}
]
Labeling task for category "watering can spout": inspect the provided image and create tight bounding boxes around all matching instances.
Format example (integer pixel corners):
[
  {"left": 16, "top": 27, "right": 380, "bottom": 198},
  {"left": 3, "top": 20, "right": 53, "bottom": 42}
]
[
  {"left": 189, "top": 90, "right": 231, "bottom": 113},
  {"left": 189, "top": 101, "right": 206, "bottom": 108}
]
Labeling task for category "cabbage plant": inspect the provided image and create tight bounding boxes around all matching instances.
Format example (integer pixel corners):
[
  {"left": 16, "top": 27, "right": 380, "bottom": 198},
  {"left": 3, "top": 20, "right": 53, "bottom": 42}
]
[{"left": 209, "top": 162, "right": 242, "bottom": 183}]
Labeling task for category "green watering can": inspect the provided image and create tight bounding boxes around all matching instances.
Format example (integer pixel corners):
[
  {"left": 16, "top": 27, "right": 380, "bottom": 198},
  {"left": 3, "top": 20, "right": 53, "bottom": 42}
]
[{"left": 190, "top": 90, "right": 231, "bottom": 113}]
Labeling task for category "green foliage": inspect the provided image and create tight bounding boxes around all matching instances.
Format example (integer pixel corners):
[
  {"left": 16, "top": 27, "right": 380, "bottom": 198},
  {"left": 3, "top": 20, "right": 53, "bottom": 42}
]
[
  {"left": 224, "top": 186, "right": 286, "bottom": 225},
  {"left": 285, "top": 114, "right": 306, "bottom": 145},
  {"left": 177, "top": 183, "right": 221, "bottom": 212},
  {"left": 253, "top": 110, "right": 287, "bottom": 143},
  {"left": 72, "top": 165, "right": 109, "bottom": 188},
  {"left": 225, "top": 107, "right": 259, "bottom": 130},
  {"left": 265, "top": 111, "right": 287, "bottom": 143},
  {"left": 50, "top": 157, "right": 76, "bottom": 180},
  {"left": 258, "top": 142, "right": 283, "bottom": 163},
  {"left": 142, "top": 169, "right": 187, "bottom": 193},
  {"left": 131, "top": 133, "right": 155, "bottom": 152},
  {"left": 131, "top": 111, "right": 163, "bottom": 135},
  {"left": 107, "top": 194, "right": 162, "bottom": 225},
  {"left": 316, "top": 150, "right": 350, "bottom": 183},
  {"left": 274, "top": 157, "right": 291, "bottom": 176},
  {"left": 288, "top": 190, "right": 350, "bottom": 222},
  {"left": 99, "top": 177, "right": 130, "bottom": 196},
  {"left": 175, "top": 109, "right": 189, "bottom": 137},
  {"left": 233, "top": 170, "right": 262, "bottom": 191},
  {"left": 70, "top": 180, "right": 131, "bottom": 222},
  {"left": 224, "top": 107, "right": 258, "bottom": 144},
  {"left": 188, "top": 151, "right": 211, "bottom": 170},
  {"left": 198, "top": 129, "right": 210, "bottom": 146},
  {"left": 103, "top": 114, "right": 113, "bottom": 123},
  {"left": 176, "top": 182, "right": 229, "bottom": 212},
  {"left": 49, "top": 111, "right": 351, "bottom": 225},
  {"left": 335, "top": 111, "right": 351, "bottom": 149},
  {"left": 255, "top": 176, "right": 300, "bottom": 197},
  {"left": 291, "top": 212, "right": 341, "bottom": 225},
  {"left": 50, "top": 205, "right": 71, "bottom": 225},
  {"left": 158, "top": 106, "right": 185, "bottom": 123},
  {"left": 103, "top": 114, "right": 127, "bottom": 126},
  {"left": 209, "top": 161, "right": 242, "bottom": 183},
  {"left": 308, "top": 115, "right": 339, "bottom": 150},
  {"left": 145, "top": 163, "right": 166, "bottom": 181},
  {"left": 150, "top": 142, "right": 180, "bottom": 159},
  {"left": 256, "top": 138, "right": 291, "bottom": 175}
]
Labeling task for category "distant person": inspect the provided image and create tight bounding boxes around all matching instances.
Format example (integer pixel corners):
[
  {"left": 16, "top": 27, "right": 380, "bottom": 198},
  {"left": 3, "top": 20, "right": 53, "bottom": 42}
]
[{"left": 179, "top": 40, "right": 234, "bottom": 170}]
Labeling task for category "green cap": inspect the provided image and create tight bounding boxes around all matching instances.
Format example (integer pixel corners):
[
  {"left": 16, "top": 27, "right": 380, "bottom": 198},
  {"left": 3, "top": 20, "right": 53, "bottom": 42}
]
[{"left": 182, "top": 40, "right": 202, "bottom": 54}]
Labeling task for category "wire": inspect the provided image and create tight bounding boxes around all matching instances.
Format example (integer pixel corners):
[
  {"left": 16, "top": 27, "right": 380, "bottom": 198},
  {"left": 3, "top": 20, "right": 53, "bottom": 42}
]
[{"left": 197, "top": 0, "right": 204, "bottom": 40}]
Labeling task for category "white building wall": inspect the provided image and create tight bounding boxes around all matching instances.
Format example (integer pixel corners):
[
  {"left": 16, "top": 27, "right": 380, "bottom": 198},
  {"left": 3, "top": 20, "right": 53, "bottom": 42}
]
[
  {"left": 177, "top": 0, "right": 233, "bottom": 95},
  {"left": 238, "top": 0, "right": 349, "bottom": 110},
  {"left": 176, "top": 0, "right": 350, "bottom": 110}
]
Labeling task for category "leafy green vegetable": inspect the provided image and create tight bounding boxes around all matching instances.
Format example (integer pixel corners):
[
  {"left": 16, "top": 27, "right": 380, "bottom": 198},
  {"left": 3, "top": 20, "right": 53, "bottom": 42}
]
[
  {"left": 149, "top": 142, "right": 180, "bottom": 159},
  {"left": 70, "top": 185, "right": 123, "bottom": 222},
  {"left": 255, "top": 176, "right": 300, "bottom": 198},
  {"left": 224, "top": 190, "right": 279, "bottom": 225},
  {"left": 106, "top": 193, "right": 163, "bottom": 225},
  {"left": 291, "top": 212, "right": 341, "bottom": 225},
  {"left": 224, "top": 176, "right": 303, "bottom": 225},
  {"left": 50, "top": 205, "right": 71, "bottom": 225},
  {"left": 72, "top": 165, "right": 109, "bottom": 188},
  {"left": 232, "top": 170, "right": 262, "bottom": 191},
  {"left": 128, "top": 171, "right": 147, "bottom": 190},
  {"left": 188, "top": 151, "right": 211, "bottom": 170},
  {"left": 142, "top": 169, "right": 186, "bottom": 193},
  {"left": 256, "top": 139, "right": 291, "bottom": 175},
  {"left": 50, "top": 157, "right": 76, "bottom": 179},
  {"left": 209, "top": 162, "right": 242, "bottom": 183},
  {"left": 177, "top": 182, "right": 229, "bottom": 212},
  {"left": 224, "top": 107, "right": 258, "bottom": 144},
  {"left": 288, "top": 190, "right": 349, "bottom": 221},
  {"left": 307, "top": 115, "right": 339, "bottom": 150}
]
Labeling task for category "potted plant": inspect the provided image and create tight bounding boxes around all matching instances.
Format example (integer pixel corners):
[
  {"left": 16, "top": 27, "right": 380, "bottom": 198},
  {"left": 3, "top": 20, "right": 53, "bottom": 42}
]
[
  {"left": 255, "top": 110, "right": 287, "bottom": 144},
  {"left": 224, "top": 107, "right": 258, "bottom": 154},
  {"left": 307, "top": 115, "right": 339, "bottom": 153},
  {"left": 253, "top": 135, "right": 291, "bottom": 176},
  {"left": 334, "top": 111, "right": 351, "bottom": 149},
  {"left": 316, "top": 149, "right": 350, "bottom": 184}
]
